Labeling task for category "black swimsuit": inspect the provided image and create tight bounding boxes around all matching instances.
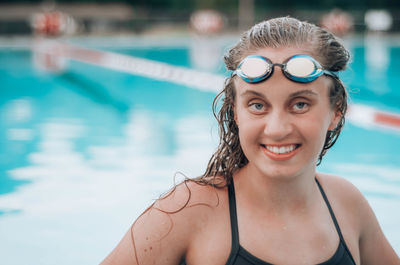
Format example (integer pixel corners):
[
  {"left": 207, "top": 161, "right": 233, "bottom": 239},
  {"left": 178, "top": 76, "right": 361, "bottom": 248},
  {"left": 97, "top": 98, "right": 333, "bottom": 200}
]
[{"left": 181, "top": 178, "right": 356, "bottom": 265}]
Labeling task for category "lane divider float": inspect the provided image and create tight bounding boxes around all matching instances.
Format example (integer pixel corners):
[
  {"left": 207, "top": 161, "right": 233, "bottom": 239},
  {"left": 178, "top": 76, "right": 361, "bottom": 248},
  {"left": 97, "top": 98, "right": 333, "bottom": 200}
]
[
  {"left": 33, "top": 38, "right": 225, "bottom": 93},
  {"left": 347, "top": 104, "right": 400, "bottom": 132}
]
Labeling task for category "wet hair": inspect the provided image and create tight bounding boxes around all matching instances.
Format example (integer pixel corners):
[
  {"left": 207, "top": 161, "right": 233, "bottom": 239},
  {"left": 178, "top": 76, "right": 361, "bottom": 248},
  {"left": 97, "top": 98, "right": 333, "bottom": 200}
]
[{"left": 201, "top": 16, "right": 350, "bottom": 183}]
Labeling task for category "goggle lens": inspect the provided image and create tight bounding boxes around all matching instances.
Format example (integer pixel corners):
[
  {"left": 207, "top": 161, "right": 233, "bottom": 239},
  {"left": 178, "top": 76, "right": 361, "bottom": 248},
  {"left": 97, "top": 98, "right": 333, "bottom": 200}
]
[
  {"left": 240, "top": 57, "right": 271, "bottom": 78},
  {"left": 285, "top": 56, "right": 316, "bottom": 77},
  {"left": 234, "top": 54, "right": 336, "bottom": 83}
]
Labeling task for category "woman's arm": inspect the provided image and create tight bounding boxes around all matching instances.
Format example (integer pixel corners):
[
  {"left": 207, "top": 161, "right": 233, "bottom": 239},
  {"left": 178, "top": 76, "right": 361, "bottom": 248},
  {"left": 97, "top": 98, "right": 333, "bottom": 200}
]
[
  {"left": 358, "top": 194, "right": 399, "bottom": 264},
  {"left": 100, "top": 183, "right": 199, "bottom": 265}
]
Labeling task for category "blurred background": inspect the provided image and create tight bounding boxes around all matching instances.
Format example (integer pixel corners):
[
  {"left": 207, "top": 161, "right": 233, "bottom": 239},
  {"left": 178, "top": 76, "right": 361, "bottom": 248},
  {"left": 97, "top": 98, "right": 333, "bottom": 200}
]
[
  {"left": 0, "top": 0, "right": 400, "bottom": 35},
  {"left": 0, "top": 0, "right": 399, "bottom": 264}
]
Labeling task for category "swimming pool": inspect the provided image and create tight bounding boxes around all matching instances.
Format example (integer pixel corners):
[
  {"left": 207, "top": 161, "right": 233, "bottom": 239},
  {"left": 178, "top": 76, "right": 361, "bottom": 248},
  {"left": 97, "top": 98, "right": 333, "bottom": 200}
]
[{"left": 0, "top": 35, "right": 399, "bottom": 264}]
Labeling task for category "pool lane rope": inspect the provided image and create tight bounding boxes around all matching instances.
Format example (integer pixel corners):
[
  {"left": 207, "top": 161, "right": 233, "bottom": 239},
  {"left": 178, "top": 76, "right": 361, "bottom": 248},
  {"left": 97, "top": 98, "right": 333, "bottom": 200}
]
[
  {"left": 34, "top": 39, "right": 400, "bottom": 132},
  {"left": 33, "top": 38, "right": 225, "bottom": 93},
  {"left": 347, "top": 104, "right": 400, "bottom": 132}
]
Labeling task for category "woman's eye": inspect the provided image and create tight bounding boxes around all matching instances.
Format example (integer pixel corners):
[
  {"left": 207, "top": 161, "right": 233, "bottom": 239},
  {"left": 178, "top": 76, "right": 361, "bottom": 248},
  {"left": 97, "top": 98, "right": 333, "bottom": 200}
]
[
  {"left": 292, "top": 101, "right": 309, "bottom": 112},
  {"left": 249, "top": 102, "right": 265, "bottom": 112},
  {"left": 295, "top": 102, "right": 307, "bottom": 109}
]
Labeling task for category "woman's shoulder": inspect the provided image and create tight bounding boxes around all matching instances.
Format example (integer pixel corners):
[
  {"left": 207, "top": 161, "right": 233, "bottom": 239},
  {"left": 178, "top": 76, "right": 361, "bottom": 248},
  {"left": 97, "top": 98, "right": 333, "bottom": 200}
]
[
  {"left": 154, "top": 177, "right": 229, "bottom": 218},
  {"left": 316, "top": 173, "right": 400, "bottom": 263},
  {"left": 316, "top": 172, "right": 364, "bottom": 204},
  {"left": 121, "top": 178, "right": 230, "bottom": 265},
  {"left": 316, "top": 173, "right": 370, "bottom": 235},
  {"left": 138, "top": 177, "right": 230, "bottom": 239}
]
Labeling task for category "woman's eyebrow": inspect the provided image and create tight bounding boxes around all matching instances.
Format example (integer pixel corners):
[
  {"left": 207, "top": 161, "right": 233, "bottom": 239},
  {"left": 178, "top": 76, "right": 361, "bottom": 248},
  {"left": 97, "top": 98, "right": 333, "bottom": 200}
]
[
  {"left": 240, "top": 89, "right": 318, "bottom": 99},
  {"left": 240, "top": 90, "right": 266, "bottom": 99},
  {"left": 289, "top": 89, "right": 319, "bottom": 98}
]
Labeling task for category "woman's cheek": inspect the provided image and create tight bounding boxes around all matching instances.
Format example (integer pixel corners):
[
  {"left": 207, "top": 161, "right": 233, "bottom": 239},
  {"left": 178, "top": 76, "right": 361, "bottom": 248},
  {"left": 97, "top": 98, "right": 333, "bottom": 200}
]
[{"left": 301, "top": 116, "right": 330, "bottom": 150}]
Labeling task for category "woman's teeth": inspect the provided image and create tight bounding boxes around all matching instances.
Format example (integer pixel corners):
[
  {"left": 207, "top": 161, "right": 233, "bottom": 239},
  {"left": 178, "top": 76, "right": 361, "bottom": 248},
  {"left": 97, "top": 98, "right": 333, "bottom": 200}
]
[{"left": 265, "top": 145, "right": 297, "bottom": 154}]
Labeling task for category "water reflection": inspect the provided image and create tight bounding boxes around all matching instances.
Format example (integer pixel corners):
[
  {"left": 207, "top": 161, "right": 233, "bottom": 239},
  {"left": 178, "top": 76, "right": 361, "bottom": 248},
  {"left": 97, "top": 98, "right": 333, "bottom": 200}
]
[
  {"left": 364, "top": 33, "right": 390, "bottom": 95},
  {"left": 2, "top": 110, "right": 215, "bottom": 213},
  {"left": 189, "top": 35, "right": 225, "bottom": 73},
  {"left": 0, "top": 108, "right": 215, "bottom": 264},
  {"left": 4, "top": 99, "right": 33, "bottom": 123},
  {"left": 3, "top": 99, "right": 35, "bottom": 142}
]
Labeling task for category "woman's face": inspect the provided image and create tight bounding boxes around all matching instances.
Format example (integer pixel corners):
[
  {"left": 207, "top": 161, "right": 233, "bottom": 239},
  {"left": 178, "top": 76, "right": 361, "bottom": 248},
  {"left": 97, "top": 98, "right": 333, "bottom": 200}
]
[{"left": 234, "top": 46, "right": 340, "bottom": 179}]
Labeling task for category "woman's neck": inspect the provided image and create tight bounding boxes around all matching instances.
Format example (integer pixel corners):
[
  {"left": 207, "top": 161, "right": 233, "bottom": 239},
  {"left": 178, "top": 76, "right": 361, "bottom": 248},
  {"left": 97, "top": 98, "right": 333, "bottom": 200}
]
[{"left": 233, "top": 164, "right": 319, "bottom": 215}]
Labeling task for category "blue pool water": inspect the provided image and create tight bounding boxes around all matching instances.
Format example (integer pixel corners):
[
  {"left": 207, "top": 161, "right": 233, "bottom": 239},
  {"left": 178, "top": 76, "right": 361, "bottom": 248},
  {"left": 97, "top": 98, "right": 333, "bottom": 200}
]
[{"left": 0, "top": 35, "right": 399, "bottom": 264}]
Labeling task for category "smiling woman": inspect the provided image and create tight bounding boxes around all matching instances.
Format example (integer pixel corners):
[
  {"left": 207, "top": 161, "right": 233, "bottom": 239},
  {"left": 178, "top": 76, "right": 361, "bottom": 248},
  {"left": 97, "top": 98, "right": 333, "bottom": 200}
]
[
  {"left": 232, "top": 46, "right": 340, "bottom": 180},
  {"left": 100, "top": 17, "right": 399, "bottom": 265}
]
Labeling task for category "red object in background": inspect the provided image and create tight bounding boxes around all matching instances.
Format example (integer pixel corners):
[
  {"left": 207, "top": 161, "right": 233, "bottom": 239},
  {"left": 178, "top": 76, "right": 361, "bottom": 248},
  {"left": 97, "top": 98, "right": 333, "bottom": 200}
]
[
  {"left": 375, "top": 112, "right": 400, "bottom": 128},
  {"left": 320, "top": 10, "right": 354, "bottom": 36},
  {"left": 32, "top": 11, "right": 67, "bottom": 36}
]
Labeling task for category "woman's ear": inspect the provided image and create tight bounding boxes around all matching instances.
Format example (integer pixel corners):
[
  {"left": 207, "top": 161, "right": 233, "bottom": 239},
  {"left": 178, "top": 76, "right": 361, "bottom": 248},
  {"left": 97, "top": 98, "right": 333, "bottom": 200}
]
[
  {"left": 328, "top": 109, "right": 342, "bottom": 131},
  {"left": 232, "top": 102, "right": 238, "bottom": 125}
]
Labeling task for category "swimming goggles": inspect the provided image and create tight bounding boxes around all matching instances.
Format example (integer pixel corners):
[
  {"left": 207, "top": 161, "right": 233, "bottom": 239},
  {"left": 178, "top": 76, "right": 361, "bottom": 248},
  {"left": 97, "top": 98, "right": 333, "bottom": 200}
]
[{"left": 233, "top": 54, "right": 338, "bottom": 83}]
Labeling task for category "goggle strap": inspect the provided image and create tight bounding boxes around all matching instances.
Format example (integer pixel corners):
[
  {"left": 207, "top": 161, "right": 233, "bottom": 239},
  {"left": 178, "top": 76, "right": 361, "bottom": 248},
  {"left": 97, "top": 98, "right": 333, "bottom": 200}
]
[{"left": 324, "top": 70, "right": 339, "bottom": 78}]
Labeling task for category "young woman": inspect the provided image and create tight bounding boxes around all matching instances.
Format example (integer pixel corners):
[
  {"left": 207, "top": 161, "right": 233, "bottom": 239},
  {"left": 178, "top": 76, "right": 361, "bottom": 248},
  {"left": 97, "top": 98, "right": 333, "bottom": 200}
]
[{"left": 101, "top": 17, "right": 399, "bottom": 265}]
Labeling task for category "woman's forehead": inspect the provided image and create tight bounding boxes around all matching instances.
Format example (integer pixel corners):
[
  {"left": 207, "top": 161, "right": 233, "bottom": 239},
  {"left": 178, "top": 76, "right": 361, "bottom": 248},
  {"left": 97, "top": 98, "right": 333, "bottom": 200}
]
[
  {"left": 244, "top": 46, "right": 314, "bottom": 63},
  {"left": 234, "top": 73, "right": 332, "bottom": 100}
]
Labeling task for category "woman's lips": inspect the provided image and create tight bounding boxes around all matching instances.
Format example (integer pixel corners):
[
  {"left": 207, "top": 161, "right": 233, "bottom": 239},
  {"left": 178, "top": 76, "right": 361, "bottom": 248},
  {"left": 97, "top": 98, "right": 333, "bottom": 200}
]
[{"left": 261, "top": 144, "right": 301, "bottom": 160}]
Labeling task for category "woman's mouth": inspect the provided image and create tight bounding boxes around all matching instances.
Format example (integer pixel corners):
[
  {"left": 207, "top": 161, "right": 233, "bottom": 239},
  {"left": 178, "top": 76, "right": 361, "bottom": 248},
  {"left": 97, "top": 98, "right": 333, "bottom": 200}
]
[
  {"left": 261, "top": 144, "right": 301, "bottom": 160},
  {"left": 265, "top": 144, "right": 298, "bottom": 154}
]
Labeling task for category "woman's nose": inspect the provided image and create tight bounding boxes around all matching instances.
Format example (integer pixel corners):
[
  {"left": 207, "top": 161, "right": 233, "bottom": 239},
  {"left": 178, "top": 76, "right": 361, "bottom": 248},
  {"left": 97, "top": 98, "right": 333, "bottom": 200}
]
[{"left": 263, "top": 110, "right": 293, "bottom": 140}]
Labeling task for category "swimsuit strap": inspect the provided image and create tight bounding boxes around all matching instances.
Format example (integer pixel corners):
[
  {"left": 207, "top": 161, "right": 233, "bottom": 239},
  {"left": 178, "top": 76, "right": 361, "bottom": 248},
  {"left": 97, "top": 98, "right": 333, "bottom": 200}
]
[
  {"left": 227, "top": 180, "right": 240, "bottom": 264},
  {"left": 315, "top": 178, "right": 346, "bottom": 242},
  {"left": 315, "top": 177, "right": 357, "bottom": 265}
]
